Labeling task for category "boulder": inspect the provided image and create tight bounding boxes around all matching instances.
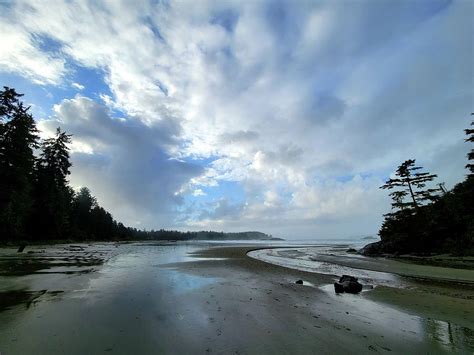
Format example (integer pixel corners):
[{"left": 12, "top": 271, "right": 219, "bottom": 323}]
[
  {"left": 334, "top": 275, "right": 363, "bottom": 294},
  {"left": 346, "top": 248, "right": 357, "bottom": 253},
  {"left": 358, "top": 241, "right": 382, "bottom": 256},
  {"left": 295, "top": 280, "right": 303, "bottom": 285},
  {"left": 334, "top": 282, "right": 345, "bottom": 293},
  {"left": 339, "top": 275, "right": 358, "bottom": 283}
]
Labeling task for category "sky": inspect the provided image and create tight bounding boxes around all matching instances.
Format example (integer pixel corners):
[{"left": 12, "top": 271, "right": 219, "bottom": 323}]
[{"left": 0, "top": 0, "right": 472, "bottom": 239}]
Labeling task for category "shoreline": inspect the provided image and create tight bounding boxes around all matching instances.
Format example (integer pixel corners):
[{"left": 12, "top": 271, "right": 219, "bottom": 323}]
[
  {"left": 1, "top": 242, "right": 473, "bottom": 353},
  {"left": 179, "top": 245, "right": 474, "bottom": 336},
  {"left": 245, "top": 245, "right": 474, "bottom": 285}
]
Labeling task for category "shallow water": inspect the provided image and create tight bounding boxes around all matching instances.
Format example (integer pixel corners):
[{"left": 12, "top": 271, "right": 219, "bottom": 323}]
[
  {"left": 0, "top": 242, "right": 473, "bottom": 354},
  {"left": 248, "top": 246, "right": 474, "bottom": 352},
  {"left": 248, "top": 246, "right": 474, "bottom": 286},
  {"left": 0, "top": 242, "right": 218, "bottom": 354},
  {"left": 248, "top": 247, "right": 404, "bottom": 287}
]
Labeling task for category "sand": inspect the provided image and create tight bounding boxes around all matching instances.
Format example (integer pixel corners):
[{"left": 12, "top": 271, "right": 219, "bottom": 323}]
[{"left": 0, "top": 242, "right": 473, "bottom": 354}]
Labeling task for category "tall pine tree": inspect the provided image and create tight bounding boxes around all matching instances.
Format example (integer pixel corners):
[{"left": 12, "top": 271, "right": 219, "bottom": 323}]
[
  {"left": 32, "top": 128, "right": 74, "bottom": 239},
  {"left": 0, "top": 87, "right": 38, "bottom": 240},
  {"left": 465, "top": 114, "right": 474, "bottom": 177},
  {"left": 381, "top": 159, "right": 441, "bottom": 214}
]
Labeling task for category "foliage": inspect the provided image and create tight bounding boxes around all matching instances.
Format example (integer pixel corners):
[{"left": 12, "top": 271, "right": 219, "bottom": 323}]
[
  {"left": 0, "top": 87, "right": 273, "bottom": 243},
  {"left": 0, "top": 87, "right": 39, "bottom": 240},
  {"left": 380, "top": 159, "right": 440, "bottom": 213},
  {"left": 31, "top": 128, "right": 74, "bottom": 239},
  {"left": 376, "top": 118, "right": 474, "bottom": 256},
  {"left": 465, "top": 113, "right": 474, "bottom": 176}
]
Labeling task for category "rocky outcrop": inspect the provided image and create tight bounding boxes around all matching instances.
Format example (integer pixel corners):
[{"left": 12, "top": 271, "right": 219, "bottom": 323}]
[
  {"left": 358, "top": 241, "right": 382, "bottom": 256},
  {"left": 334, "top": 275, "right": 363, "bottom": 294}
]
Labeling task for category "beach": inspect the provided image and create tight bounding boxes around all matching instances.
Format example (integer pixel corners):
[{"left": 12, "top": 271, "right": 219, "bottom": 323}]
[{"left": 0, "top": 242, "right": 473, "bottom": 354}]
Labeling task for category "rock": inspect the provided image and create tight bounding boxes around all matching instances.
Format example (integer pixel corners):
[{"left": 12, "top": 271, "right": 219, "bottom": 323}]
[
  {"left": 346, "top": 248, "right": 357, "bottom": 253},
  {"left": 334, "top": 275, "right": 363, "bottom": 294},
  {"left": 334, "top": 282, "right": 345, "bottom": 293},
  {"left": 17, "top": 244, "right": 26, "bottom": 253},
  {"left": 339, "top": 275, "right": 358, "bottom": 283},
  {"left": 295, "top": 280, "right": 303, "bottom": 284},
  {"left": 358, "top": 241, "right": 382, "bottom": 256}
]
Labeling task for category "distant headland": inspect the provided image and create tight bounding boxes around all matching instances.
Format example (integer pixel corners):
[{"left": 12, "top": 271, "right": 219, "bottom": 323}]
[{"left": 138, "top": 230, "right": 284, "bottom": 242}]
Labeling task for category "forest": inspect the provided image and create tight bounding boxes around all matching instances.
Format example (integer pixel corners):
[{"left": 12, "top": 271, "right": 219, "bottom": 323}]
[
  {"left": 365, "top": 115, "right": 474, "bottom": 256},
  {"left": 0, "top": 87, "right": 271, "bottom": 243}
]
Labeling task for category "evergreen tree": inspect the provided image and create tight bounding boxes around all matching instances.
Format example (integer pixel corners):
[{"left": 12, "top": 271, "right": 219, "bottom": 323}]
[
  {"left": 39, "top": 128, "right": 73, "bottom": 187},
  {"left": 380, "top": 159, "right": 441, "bottom": 214},
  {"left": 0, "top": 87, "right": 136, "bottom": 242},
  {"left": 0, "top": 87, "right": 38, "bottom": 240},
  {"left": 33, "top": 128, "right": 73, "bottom": 239},
  {"left": 71, "top": 187, "right": 96, "bottom": 239},
  {"left": 74, "top": 187, "right": 97, "bottom": 213},
  {"left": 465, "top": 114, "right": 474, "bottom": 177}
]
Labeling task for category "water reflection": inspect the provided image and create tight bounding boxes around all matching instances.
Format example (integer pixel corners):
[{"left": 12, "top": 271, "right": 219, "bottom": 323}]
[
  {"left": 0, "top": 242, "right": 472, "bottom": 354},
  {"left": 254, "top": 247, "right": 474, "bottom": 353},
  {"left": 425, "top": 318, "right": 474, "bottom": 353}
]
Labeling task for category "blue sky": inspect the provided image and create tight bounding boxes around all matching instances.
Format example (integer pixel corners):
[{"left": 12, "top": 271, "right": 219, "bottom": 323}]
[{"left": 0, "top": 0, "right": 472, "bottom": 239}]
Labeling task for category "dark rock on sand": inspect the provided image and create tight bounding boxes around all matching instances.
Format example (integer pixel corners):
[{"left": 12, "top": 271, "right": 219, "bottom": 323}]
[
  {"left": 17, "top": 244, "right": 26, "bottom": 253},
  {"left": 295, "top": 280, "right": 303, "bottom": 285},
  {"left": 346, "top": 248, "right": 357, "bottom": 253},
  {"left": 358, "top": 241, "right": 382, "bottom": 256},
  {"left": 334, "top": 275, "right": 363, "bottom": 294}
]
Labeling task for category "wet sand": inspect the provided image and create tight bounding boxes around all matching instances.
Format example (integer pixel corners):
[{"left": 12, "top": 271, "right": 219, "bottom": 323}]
[{"left": 0, "top": 242, "right": 473, "bottom": 354}]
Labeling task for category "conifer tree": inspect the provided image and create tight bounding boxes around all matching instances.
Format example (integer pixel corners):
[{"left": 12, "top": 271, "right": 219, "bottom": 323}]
[
  {"left": 380, "top": 159, "right": 440, "bottom": 214},
  {"left": 0, "top": 87, "right": 38, "bottom": 240},
  {"left": 465, "top": 114, "right": 474, "bottom": 177},
  {"left": 33, "top": 128, "right": 73, "bottom": 239}
]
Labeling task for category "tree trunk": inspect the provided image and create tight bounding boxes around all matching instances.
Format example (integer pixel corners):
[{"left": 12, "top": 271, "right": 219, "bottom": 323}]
[{"left": 406, "top": 178, "right": 419, "bottom": 210}]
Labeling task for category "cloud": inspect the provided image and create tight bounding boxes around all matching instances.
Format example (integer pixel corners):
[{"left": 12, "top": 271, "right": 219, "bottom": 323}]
[
  {"left": 72, "top": 82, "right": 84, "bottom": 90},
  {"left": 192, "top": 189, "right": 206, "bottom": 197},
  {"left": 0, "top": 18, "right": 66, "bottom": 85},
  {"left": 38, "top": 96, "right": 203, "bottom": 228},
  {"left": 1, "top": 0, "right": 472, "bottom": 237}
]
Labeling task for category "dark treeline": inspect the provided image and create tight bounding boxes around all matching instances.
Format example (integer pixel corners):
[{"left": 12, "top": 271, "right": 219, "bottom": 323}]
[
  {"left": 0, "top": 87, "right": 272, "bottom": 243},
  {"left": 0, "top": 87, "right": 131, "bottom": 242},
  {"left": 366, "top": 115, "right": 474, "bottom": 256},
  {"left": 133, "top": 230, "right": 273, "bottom": 241}
]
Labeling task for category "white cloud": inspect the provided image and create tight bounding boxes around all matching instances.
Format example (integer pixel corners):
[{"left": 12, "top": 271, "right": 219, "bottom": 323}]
[
  {"left": 0, "top": 20, "right": 66, "bottom": 85},
  {"left": 1, "top": 0, "right": 472, "bottom": 237},
  {"left": 192, "top": 189, "right": 206, "bottom": 197},
  {"left": 72, "top": 82, "right": 84, "bottom": 90}
]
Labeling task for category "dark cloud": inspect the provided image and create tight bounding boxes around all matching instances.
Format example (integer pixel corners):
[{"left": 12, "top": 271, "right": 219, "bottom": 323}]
[
  {"left": 219, "top": 130, "right": 259, "bottom": 144},
  {"left": 199, "top": 198, "right": 244, "bottom": 221},
  {"left": 39, "top": 96, "right": 203, "bottom": 228},
  {"left": 210, "top": 8, "right": 239, "bottom": 33}
]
